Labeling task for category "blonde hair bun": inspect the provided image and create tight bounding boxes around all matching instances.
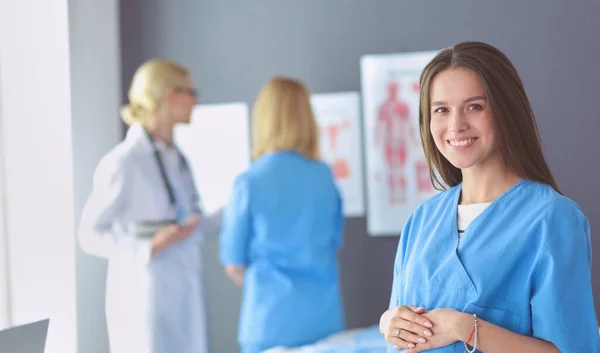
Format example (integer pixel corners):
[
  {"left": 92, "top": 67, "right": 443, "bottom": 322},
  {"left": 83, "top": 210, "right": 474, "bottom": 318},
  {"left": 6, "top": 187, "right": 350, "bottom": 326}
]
[
  {"left": 120, "top": 103, "right": 150, "bottom": 126},
  {"left": 121, "top": 58, "right": 191, "bottom": 126}
]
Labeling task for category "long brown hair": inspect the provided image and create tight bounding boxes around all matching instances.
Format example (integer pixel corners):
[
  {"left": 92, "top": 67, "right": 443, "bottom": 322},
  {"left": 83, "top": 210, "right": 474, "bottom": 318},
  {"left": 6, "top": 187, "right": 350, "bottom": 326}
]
[{"left": 419, "top": 41, "right": 560, "bottom": 193}]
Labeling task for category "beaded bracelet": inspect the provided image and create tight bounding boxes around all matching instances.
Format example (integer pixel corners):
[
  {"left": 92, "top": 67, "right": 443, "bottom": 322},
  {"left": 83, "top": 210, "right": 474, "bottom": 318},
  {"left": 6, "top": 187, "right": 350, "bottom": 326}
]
[{"left": 464, "top": 314, "right": 479, "bottom": 353}]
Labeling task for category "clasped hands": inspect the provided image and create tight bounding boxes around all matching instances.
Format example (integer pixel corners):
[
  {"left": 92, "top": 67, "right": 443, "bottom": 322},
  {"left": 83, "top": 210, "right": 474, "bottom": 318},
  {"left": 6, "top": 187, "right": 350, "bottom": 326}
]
[{"left": 379, "top": 305, "right": 464, "bottom": 352}]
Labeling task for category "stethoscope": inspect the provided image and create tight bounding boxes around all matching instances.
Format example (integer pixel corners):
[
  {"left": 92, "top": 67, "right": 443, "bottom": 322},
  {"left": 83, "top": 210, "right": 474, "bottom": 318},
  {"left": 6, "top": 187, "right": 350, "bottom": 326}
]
[{"left": 143, "top": 128, "right": 194, "bottom": 225}]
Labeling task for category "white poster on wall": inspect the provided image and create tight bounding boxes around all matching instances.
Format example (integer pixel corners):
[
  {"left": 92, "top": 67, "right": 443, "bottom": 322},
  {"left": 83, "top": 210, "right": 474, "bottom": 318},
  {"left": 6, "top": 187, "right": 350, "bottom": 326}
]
[
  {"left": 361, "top": 50, "right": 440, "bottom": 236},
  {"left": 311, "top": 92, "right": 365, "bottom": 217},
  {"left": 174, "top": 103, "right": 251, "bottom": 214}
]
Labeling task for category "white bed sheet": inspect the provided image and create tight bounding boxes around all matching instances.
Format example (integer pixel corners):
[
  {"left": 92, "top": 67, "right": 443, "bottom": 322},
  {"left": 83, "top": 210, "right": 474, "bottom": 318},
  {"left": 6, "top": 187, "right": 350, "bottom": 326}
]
[
  {"left": 263, "top": 325, "right": 387, "bottom": 353},
  {"left": 264, "top": 325, "right": 600, "bottom": 352}
]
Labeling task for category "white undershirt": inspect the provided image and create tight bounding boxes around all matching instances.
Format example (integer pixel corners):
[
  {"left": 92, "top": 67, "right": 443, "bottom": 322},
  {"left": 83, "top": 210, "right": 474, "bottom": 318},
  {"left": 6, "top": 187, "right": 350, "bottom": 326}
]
[{"left": 457, "top": 202, "right": 491, "bottom": 236}]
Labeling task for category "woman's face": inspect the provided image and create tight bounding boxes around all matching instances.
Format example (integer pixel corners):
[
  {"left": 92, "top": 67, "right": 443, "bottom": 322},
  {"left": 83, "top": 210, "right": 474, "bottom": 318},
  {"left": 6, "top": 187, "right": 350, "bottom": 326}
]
[
  {"left": 429, "top": 67, "right": 501, "bottom": 173},
  {"left": 166, "top": 80, "right": 198, "bottom": 124}
]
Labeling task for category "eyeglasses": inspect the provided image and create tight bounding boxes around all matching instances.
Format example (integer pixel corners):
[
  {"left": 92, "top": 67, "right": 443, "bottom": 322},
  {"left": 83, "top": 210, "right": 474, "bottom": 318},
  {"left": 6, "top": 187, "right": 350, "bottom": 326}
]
[{"left": 173, "top": 86, "right": 198, "bottom": 98}]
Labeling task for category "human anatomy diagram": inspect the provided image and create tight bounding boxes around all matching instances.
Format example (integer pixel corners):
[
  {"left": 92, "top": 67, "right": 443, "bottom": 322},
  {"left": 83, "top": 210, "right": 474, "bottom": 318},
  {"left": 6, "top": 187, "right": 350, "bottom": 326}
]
[
  {"left": 321, "top": 120, "right": 351, "bottom": 179},
  {"left": 373, "top": 80, "right": 432, "bottom": 204}
]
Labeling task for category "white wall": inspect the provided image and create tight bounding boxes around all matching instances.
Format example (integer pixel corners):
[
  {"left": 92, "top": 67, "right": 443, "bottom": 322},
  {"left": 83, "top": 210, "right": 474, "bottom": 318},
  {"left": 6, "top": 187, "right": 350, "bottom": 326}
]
[
  {"left": 0, "top": 0, "right": 77, "bottom": 352},
  {"left": 69, "top": 1, "right": 122, "bottom": 352},
  {"left": 0, "top": 1, "right": 121, "bottom": 352},
  {"left": 0, "top": 56, "right": 10, "bottom": 330}
]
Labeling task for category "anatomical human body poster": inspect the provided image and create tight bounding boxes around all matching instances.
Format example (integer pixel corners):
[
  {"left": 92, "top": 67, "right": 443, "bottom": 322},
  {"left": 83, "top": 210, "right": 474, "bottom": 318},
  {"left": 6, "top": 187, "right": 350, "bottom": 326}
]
[
  {"left": 311, "top": 92, "right": 365, "bottom": 217},
  {"left": 361, "top": 50, "right": 440, "bottom": 236},
  {"left": 174, "top": 103, "right": 251, "bottom": 214}
]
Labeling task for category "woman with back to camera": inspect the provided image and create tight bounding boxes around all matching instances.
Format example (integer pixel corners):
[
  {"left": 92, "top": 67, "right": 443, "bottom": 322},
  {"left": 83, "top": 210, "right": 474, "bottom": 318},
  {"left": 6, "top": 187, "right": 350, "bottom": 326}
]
[
  {"left": 378, "top": 41, "right": 599, "bottom": 352},
  {"left": 78, "top": 58, "right": 221, "bottom": 353},
  {"left": 219, "top": 77, "right": 346, "bottom": 353}
]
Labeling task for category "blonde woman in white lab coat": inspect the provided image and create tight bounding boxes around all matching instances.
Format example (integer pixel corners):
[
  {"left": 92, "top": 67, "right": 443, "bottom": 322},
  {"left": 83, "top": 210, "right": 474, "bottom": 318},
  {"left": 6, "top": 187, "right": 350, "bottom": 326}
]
[{"left": 78, "top": 58, "right": 221, "bottom": 353}]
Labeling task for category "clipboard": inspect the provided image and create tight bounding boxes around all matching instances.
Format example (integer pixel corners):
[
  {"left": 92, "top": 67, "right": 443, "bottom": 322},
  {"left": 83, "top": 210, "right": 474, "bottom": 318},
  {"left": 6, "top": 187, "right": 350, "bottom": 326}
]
[{"left": 128, "top": 219, "right": 176, "bottom": 239}]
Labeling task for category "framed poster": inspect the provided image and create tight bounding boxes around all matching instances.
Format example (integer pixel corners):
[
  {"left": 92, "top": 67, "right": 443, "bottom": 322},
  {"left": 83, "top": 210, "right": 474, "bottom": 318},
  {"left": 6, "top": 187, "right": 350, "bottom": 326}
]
[
  {"left": 361, "top": 50, "right": 440, "bottom": 236},
  {"left": 311, "top": 92, "right": 365, "bottom": 217}
]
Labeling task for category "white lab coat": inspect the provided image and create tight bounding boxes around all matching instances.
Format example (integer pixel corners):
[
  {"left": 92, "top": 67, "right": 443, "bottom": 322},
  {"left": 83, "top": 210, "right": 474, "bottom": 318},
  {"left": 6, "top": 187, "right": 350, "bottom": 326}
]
[{"left": 78, "top": 123, "right": 221, "bottom": 353}]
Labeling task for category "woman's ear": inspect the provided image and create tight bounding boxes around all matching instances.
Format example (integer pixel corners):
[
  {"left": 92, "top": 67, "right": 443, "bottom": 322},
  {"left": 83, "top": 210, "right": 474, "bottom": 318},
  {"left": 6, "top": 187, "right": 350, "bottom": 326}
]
[{"left": 162, "top": 87, "right": 176, "bottom": 105}]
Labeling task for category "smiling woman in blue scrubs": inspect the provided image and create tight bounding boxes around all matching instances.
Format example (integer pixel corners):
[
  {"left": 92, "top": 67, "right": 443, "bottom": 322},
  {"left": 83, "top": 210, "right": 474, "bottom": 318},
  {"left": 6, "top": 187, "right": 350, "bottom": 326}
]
[
  {"left": 379, "top": 41, "right": 599, "bottom": 353},
  {"left": 220, "top": 77, "right": 345, "bottom": 353}
]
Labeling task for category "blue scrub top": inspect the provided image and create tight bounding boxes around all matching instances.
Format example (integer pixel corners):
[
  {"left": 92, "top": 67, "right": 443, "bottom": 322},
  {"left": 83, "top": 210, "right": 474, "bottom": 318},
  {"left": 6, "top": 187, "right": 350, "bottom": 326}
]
[
  {"left": 389, "top": 179, "right": 599, "bottom": 352},
  {"left": 220, "top": 151, "right": 345, "bottom": 347}
]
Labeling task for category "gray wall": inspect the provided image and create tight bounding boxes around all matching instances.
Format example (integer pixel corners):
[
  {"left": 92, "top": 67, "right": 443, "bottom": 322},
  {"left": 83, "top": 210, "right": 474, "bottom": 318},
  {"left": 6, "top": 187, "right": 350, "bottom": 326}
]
[
  {"left": 119, "top": 1, "right": 600, "bottom": 352},
  {"left": 70, "top": 2, "right": 122, "bottom": 353}
]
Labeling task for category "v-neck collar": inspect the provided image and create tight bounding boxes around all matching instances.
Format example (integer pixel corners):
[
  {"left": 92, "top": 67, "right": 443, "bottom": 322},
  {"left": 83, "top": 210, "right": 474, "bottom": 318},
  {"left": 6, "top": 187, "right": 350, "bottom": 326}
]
[
  {"left": 426, "top": 179, "right": 529, "bottom": 294},
  {"left": 450, "top": 179, "right": 528, "bottom": 242}
]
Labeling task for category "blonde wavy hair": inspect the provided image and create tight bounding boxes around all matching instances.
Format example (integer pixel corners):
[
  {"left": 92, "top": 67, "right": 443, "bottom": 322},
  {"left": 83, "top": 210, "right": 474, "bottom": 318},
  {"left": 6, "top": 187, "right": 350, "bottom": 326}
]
[
  {"left": 120, "top": 58, "right": 190, "bottom": 125},
  {"left": 251, "top": 77, "right": 320, "bottom": 160}
]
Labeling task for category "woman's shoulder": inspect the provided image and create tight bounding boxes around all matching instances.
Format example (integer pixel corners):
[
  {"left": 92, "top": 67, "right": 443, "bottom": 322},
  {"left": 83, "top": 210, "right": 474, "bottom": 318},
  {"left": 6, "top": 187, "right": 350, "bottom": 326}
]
[
  {"left": 521, "top": 180, "right": 586, "bottom": 221},
  {"left": 94, "top": 139, "right": 140, "bottom": 178},
  {"left": 504, "top": 180, "right": 589, "bottom": 252},
  {"left": 249, "top": 152, "right": 334, "bottom": 177},
  {"left": 411, "top": 184, "right": 459, "bottom": 218},
  {"left": 393, "top": 185, "right": 459, "bottom": 239},
  {"left": 520, "top": 182, "right": 592, "bottom": 270}
]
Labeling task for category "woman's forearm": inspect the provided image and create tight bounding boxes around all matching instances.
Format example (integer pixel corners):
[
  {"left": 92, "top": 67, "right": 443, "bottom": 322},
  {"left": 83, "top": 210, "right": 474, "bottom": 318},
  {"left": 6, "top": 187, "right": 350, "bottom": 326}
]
[
  {"left": 225, "top": 264, "right": 246, "bottom": 286},
  {"left": 454, "top": 312, "right": 559, "bottom": 353}
]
